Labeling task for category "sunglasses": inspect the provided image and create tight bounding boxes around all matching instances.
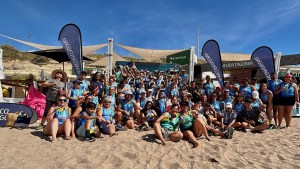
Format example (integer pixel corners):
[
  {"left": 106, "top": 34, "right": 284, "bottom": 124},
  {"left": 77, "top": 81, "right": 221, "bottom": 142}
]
[
  {"left": 105, "top": 101, "right": 111, "bottom": 104},
  {"left": 59, "top": 99, "right": 67, "bottom": 102}
]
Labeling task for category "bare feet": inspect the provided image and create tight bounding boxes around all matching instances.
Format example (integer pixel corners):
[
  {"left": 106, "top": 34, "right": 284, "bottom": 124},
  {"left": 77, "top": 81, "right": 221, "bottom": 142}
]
[
  {"left": 65, "top": 136, "right": 72, "bottom": 140},
  {"left": 52, "top": 139, "right": 57, "bottom": 143},
  {"left": 192, "top": 141, "right": 200, "bottom": 148},
  {"left": 161, "top": 140, "right": 167, "bottom": 146}
]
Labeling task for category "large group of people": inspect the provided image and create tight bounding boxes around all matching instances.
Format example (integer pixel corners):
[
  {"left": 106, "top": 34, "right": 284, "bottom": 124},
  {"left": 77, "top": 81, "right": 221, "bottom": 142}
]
[{"left": 36, "top": 64, "right": 299, "bottom": 147}]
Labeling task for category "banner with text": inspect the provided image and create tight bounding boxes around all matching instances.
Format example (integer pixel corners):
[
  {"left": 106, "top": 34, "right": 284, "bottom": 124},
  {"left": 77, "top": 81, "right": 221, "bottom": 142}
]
[
  {"left": 251, "top": 46, "right": 275, "bottom": 81},
  {"left": 202, "top": 40, "right": 224, "bottom": 88},
  {"left": 58, "top": 23, "right": 83, "bottom": 78}
]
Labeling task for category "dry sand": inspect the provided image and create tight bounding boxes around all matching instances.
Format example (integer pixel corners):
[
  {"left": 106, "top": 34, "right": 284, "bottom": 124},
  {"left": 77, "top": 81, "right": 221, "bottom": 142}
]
[{"left": 1, "top": 119, "right": 300, "bottom": 169}]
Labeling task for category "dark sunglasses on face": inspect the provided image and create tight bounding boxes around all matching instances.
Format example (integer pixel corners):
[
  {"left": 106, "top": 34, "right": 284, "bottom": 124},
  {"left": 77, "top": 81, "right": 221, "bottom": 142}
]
[{"left": 59, "top": 99, "right": 67, "bottom": 102}]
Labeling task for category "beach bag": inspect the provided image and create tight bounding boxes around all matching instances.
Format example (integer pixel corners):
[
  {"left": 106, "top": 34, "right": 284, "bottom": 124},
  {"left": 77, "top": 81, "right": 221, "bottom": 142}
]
[
  {"left": 23, "top": 85, "right": 46, "bottom": 119},
  {"left": 5, "top": 112, "right": 19, "bottom": 127},
  {"left": 13, "top": 112, "right": 31, "bottom": 128}
]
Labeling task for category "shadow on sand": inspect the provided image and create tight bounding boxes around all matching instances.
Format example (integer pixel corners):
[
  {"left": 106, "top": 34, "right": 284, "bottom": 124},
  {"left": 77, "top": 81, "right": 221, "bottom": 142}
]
[{"left": 141, "top": 133, "right": 162, "bottom": 145}]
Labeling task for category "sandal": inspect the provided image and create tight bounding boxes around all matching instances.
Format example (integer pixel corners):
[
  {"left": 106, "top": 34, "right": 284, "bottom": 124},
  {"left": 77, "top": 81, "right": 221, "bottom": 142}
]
[
  {"left": 35, "top": 124, "right": 44, "bottom": 130},
  {"left": 64, "top": 136, "right": 72, "bottom": 140}
]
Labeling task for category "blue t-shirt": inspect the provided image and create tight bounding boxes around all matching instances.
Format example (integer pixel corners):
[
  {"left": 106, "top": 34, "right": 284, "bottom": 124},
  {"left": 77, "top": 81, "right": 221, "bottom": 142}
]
[{"left": 221, "top": 110, "right": 237, "bottom": 124}]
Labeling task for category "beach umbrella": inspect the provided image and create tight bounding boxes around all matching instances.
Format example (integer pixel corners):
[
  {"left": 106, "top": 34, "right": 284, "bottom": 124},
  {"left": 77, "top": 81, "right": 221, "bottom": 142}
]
[{"left": 28, "top": 49, "right": 93, "bottom": 70}]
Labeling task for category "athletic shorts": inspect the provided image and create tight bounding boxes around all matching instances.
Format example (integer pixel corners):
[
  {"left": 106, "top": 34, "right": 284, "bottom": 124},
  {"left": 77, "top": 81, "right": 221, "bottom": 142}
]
[
  {"left": 279, "top": 96, "right": 295, "bottom": 106},
  {"left": 180, "top": 126, "right": 193, "bottom": 132},
  {"left": 272, "top": 95, "right": 280, "bottom": 106}
]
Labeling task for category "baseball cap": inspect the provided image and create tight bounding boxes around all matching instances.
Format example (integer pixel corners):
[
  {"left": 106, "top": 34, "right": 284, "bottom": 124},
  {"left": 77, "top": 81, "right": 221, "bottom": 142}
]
[
  {"left": 226, "top": 103, "right": 232, "bottom": 109},
  {"left": 125, "top": 91, "right": 133, "bottom": 95},
  {"left": 245, "top": 97, "right": 252, "bottom": 103},
  {"left": 285, "top": 73, "right": 292, "bottom": 78}
]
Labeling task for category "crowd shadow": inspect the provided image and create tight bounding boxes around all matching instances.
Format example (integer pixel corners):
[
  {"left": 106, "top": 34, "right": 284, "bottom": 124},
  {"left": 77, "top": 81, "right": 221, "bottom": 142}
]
[
  {"left": 141, "top": 133, "right": 161, "bottom": 144},
  {"left": 31, "top": 131, "right": 51, "bottom": 142}
]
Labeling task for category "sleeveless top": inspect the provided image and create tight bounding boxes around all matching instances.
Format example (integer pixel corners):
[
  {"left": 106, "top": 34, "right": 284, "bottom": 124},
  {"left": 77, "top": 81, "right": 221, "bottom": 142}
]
[
  {"left": 233, "top": 102, "right": 244, "bottom": 114},
  {"left": 139, "top": 98, "right": 149, "bottom": 109},
  {"left": 102, "top": 107, "right": 114, "bottom": 121},
  {"left": 268, "top": 79, "right": 281, "bottom": 94},
  {"left": 179, "top": 111, "right": 194, "bottom": 131},
  {"left": 105, "top": 95, "right": 116, "bottom": 112},
  {"left": 53, "top": 107, "right": 69, "bottom": 126},
  {"left": 121, "top": 99, "right": 134, "bottom": 116},
  {"left": 160, "top": 113, "right": 180, "bottom": 131},
  {"left": 157, "top": 98, "right": 166, "bottom": 116},
  {"left": 68, "top": 88, "right": 83, "bottom": 108},
  {"left": 211, "top": 100, "right": 221, "bottom": 113},
  {"left": 144, "top": 109, "right": 155, "bottom": 122},
  {"left": 239, "top": 85, "right": 252, "bottom": 98},
  {"left": 78, "top": 111, "right": 96, "bottom": 128},
  {"left": 80, "top": 80, "right": 89, "bottom": 91},
  {"left": 205, "top": 82, "right": 214, "bottom": 96},
  {"left": 251, "top": 99, "right": 260, "bottom": 109},
  {"left": 278, "top": 82, "right": 295, "bottom": 98},
  {"left": 259, "top": 90, "right": 269, "bottom": 104}
]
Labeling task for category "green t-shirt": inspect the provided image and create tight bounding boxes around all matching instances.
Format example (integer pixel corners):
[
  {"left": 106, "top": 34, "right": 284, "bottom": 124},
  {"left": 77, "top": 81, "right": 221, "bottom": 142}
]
[
  {"left": 160, "top": 113, "right": 180, "bottom": 131},
  {"left": 179, "top": 112, "right": 194, "bottom": 130}
]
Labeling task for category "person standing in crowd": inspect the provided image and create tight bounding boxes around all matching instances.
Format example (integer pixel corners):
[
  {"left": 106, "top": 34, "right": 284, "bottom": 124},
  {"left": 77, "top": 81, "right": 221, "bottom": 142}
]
[
  {"left": 204, "top": 75, "right": 215, "bottom": 97},
  {"left": 267, "top": 72, "right": 282, "bottom": 128},
  {"left": 79, "top": 71, "right": 90, "bottom": 92},
  {"left": 250, "top": 77, "right": 260, "bottom": 91},
  {"left": 90, "top": 72, "right": 105, "bottom": 102},
  {"left": 258, "top": 83, "right": 273, "bottom": 128},
  {"left": 275, "top": 73, "right": 299, "bottom": 128},
  {"left": 67, "top": 80, "right": 84, "bottom": 114},
  {"left": 43, "top": 94, "right": 71, "bottom": 142},
  {"left": 239, "top": 78, "right": 256, "bottom": 98},
  {"left": 36, "top": 69, "right": 67, "bottom": 130}
]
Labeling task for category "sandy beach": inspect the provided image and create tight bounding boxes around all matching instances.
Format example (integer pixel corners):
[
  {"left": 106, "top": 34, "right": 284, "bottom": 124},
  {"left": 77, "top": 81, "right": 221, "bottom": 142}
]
[{"left": 0, "top": 119, "right": 300, "bottom": 169}]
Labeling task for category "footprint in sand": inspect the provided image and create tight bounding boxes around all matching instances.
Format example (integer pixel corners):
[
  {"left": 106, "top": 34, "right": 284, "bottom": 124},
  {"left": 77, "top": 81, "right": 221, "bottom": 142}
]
[{"left": 123, "top": 152, "right": 138, "bottom": 159}]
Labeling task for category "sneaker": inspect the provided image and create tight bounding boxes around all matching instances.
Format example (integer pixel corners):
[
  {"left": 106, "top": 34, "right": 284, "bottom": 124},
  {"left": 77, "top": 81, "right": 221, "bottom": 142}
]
[
  {"left": 85, "top": 137, "right": 96, "bottom": 142},
  {"left": 226, "top": 127, "right": 234, "bottom": 139},
  {"left": 35, "top": 124, "right": 44, "bottom": 130},
  {"left": 268, "top": 124, "right": 274, "bottom": 130}
]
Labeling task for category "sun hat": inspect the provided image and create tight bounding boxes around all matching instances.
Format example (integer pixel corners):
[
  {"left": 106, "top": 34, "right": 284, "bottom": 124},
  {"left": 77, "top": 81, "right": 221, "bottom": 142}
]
[{"left": 52, "top": 69, "right": 67, "bottom": 82}]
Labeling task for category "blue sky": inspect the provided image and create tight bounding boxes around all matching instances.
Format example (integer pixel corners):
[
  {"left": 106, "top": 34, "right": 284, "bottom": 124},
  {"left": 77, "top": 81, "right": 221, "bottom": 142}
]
[{"left": 1, "top": 0, "right": 300, "bottom": 57}]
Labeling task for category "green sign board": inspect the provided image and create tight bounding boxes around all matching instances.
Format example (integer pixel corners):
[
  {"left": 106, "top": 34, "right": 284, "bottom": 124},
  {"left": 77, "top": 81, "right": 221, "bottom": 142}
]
[{"left": 166, "top": 49, "right": 190, "bottom": 65}]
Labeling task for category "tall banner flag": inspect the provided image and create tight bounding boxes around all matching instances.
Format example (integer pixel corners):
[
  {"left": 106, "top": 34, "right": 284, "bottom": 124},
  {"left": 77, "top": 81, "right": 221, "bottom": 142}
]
[
  {"left": 58, "top": 23, "right": 83, "bottom": 78},
  {"left": 251, "top": 46, "right": 275, "bottom": 81},
  {"left": 201, "top": 39, "right": 224, "bottom": 88}
]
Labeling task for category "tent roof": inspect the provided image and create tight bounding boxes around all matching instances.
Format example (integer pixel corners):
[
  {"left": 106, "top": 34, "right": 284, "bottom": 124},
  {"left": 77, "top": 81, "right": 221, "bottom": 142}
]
[
  {"left": 221, "top": 53, "right": 251, "bottom": 61},
  {"left": 29, "top": 49, "right": 93, "bottom": 63},
  {"left": 0, "top": 34, "right": 107, "bottom": 55},
  {"left": 116, "top": 43, "right": 185, "bottom": 62},
  {"left": 89, "top": 51, "right": 127, "bottom": 67}
]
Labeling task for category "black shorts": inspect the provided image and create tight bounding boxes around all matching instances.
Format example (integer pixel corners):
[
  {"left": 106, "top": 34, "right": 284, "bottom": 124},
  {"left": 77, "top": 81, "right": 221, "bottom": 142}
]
[
  {"left": 272, "top": 95, "right": 280, "bottom": 106},
  {"left": 180, "top": 126, "right": 193, "bottom": 132},
  {"left": 279, "top": 96, "right": 295, "bottom": 106}
]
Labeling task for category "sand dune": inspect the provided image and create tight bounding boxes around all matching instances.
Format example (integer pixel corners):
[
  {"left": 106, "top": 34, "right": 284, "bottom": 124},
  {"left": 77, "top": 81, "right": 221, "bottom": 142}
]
[{"left": 1, "top": 119, "right": 300, "bottom": 168}]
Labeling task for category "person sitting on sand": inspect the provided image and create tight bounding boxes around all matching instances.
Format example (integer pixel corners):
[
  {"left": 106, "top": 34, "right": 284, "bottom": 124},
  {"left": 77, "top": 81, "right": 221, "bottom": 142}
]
[
  {"left": 138, "top": 101, "right": 157, "bottom": 131},
  {"left": 240, "top": 97, "right": 269, "bottom": 133},
  {"left": 179, "top": 101, "right": 210, "bottom": 148},
  {"left": 153, "top": 104, "right": 183, "bottom": 145},
  {"left": 76, "top": 102, "right": 102, "bottom": 142},
  {"left": 43, "top": 94, "right": 72, "bottom": 143},
  {"left": 97, "top": 98, "right": 117, "bottom": 136},
  {"left": 220, "top": 103, "right": 241, "bottom": 130},
  {"left": 115, "top": 91, "right": 141, "bottom": 129}
]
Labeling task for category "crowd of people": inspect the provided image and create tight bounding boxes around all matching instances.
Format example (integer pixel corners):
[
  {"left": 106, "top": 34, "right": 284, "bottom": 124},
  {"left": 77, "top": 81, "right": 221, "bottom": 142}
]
[{"left": 35, "top": 64, "right": 299, "bottom": 147}]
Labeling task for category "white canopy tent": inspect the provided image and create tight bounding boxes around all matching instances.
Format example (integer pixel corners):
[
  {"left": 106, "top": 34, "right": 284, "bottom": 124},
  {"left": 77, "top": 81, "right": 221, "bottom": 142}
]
[
  {"left": 0, "top": 34, "right": 107, "bottom": 56},
  {"left": 89, "top": 50, "right": 127, "bottom": 67},
  {"left": 115, "top": 43, "right": 185, "bottom": 62}
]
